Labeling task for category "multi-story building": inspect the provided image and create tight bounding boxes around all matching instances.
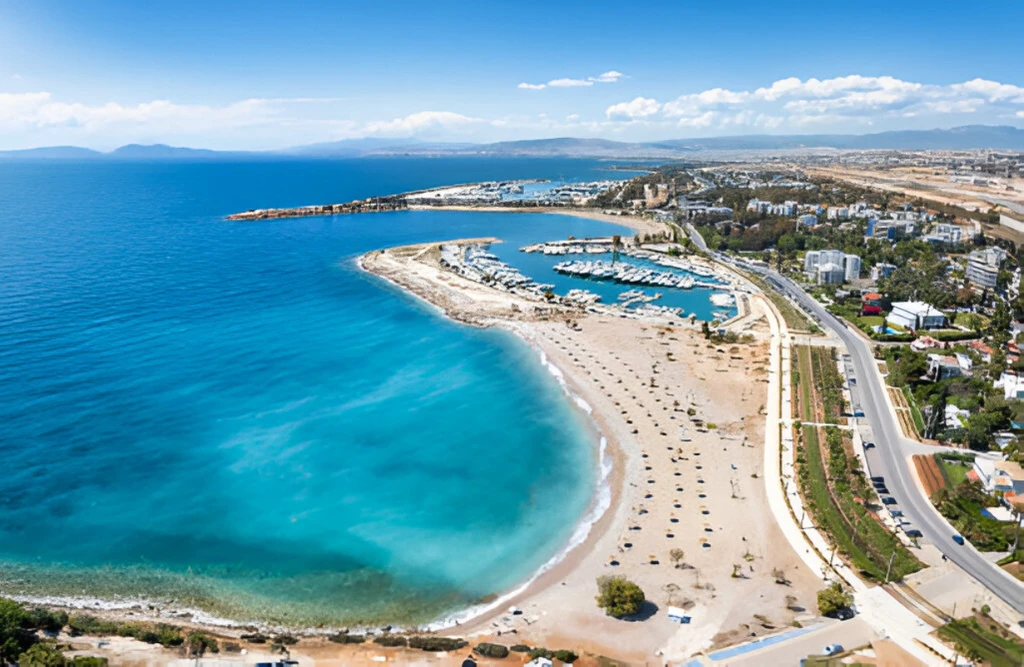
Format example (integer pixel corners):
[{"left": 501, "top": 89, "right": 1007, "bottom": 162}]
[
  {"left": 871, "top": 263, "right": 897, "bottom": 281},
  {"left": 746, "top": 198, "right": 772, "bottom": 214},
  {"left": 844, "top": 254, "right": 862, "bottom": 281},
  {"left": 797, "top": 213, "right": 817, "bottom": 227},
  {"left": 966, "top": 247, "right": 1008, "bottom": 289},
  {"left": 930, "top": 223, "right": 963, "bottom": 245},
  {"left": 888, "top": 301, "right": 947, "bottom": 330},
  {"left": 866, "top": 219, "right": 916, "bottom": 240},
  {"left": 804, "top": 250, "right": 860, "bottom": 284}
]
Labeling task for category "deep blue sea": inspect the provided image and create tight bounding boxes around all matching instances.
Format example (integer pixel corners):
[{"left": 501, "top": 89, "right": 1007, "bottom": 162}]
[{"left": 0, "top": 158, "right": 644, "bottom": 627}]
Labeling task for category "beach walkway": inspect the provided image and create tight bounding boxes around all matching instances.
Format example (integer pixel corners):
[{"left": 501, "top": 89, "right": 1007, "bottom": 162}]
[{"left": 757, "top": 294, "right": 955, "bottom": 666}]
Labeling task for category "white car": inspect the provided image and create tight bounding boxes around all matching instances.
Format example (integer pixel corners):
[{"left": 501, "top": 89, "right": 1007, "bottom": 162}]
[{"left": 822, "top": 643, "right": 844, "bottom": 656}]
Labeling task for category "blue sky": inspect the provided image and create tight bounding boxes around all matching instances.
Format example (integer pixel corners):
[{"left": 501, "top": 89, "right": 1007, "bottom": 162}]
[{"left": 1, "top": 0, "right": 1022, "bottom": 150}]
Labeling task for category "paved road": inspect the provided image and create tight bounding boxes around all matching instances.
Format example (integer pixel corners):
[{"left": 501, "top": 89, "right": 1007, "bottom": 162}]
[
  {"left": 683, "top": 223, "right": 1023, "bottom": 613},
  {"left": 746, "top": 263, "right": 1024, "bottom": 614},
  {"left": 712, "top": 619, "right": 876, "bottom": 667}
]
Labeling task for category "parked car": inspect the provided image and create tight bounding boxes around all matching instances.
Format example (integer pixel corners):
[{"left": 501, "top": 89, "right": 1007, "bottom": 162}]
[
  {"left": 881, "top": 496, "right": 897, "bottom": 505},
  {"left": 823, "top": 606, "right": 856, "bottom": 622},
  {"left": 953, "top": 534, "right": 965, "bottom": 545},
  {"left": 863, "top": 441, "right": 875, "bottom": 449},
  {"left": 870, "top": 476, "right": 885, "bottom": 483},
  {"left": 906, "top": 529, "right": 923, "bottom": 538},
  {"left": 823, "top": 644, "right": 844, "bottom": 656},
  {"left": 888, "top": 509, "right": 903, "bottom": 517}
]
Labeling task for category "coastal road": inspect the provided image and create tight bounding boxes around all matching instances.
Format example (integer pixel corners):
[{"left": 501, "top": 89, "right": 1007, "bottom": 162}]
[
  {"left": 682, "top": 222, "right": 1023, "bottom": 613},
  {"left": 749, "top": 265, "right": 1024, "bottom": 615}
]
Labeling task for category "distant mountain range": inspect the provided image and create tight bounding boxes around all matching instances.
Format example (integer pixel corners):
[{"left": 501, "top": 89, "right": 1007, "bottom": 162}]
[{"left": 2, "top": 125, "right": 1023, "bottom": 160}]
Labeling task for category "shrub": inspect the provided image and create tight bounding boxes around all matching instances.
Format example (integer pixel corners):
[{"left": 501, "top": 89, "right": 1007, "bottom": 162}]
[
  {"left": 185, "top": 632, "right": 219, "bottom": 656},
  {"left": 474, "top": 642, "right": 509, "bottom": 658},
  {"left": 509, "top": 644, "right": 532, "bottom": 652},
  {"left": 66, "top": 615, "right": 118, "bottom": 637},
  {"left": 327, "top": 633, "right": 365, "bottom": 644},
  {"left": 0, "top": 597, "right": 35, "bottom": 662},
  {"left": 816, "top": 582, "right": 853, "bottom": 616},
  {"left": 273, "top": 634, "right": 299, "bottom": 645},
  {"left": 18, "top": 643, "right": 66, "bottom": 667},
  {"left": 70, "top": 658, "right": 108, "bottom": 667},
  {"left": 595, "top": 575, "right": 646, "bottom": 618},
  {"left": 153, "top": 625, "right": 184, "bottom": 648},
  {"left": 528, "top": 648, "right": 553, "bottom": 659},
  {"left": 372, "top": 635, "right": 407, "bottom": 647},
  {"left": 553, "top": 649, "right": 579, "bottom": 663},
  {"left": 407, "top": 636, "right": 468, "bottom": 651},
  {"left": 26, "top": 609, "right": 68, "bottom": 634},
  {"left": 240, "top": 633, "right": 267, "bottom": 643}
]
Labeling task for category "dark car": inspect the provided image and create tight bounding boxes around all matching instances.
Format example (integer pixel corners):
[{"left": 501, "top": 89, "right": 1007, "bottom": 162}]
[
  {"left": 870, "top": 476, "right": 885, "bottom": 483},
  {"left": 906, "top": 529, "right": 923, "bottom": 538},
  {"left": 826, "top": 607, "right": 855, "bottom": 621},
  {"left": 881, "top": 496, "right": 897, "bottom": 505},
  {"left": 863, "top": 441, "right": 875, "bottom": 449},
  {"left": 875, "top": 486, "right": 889, "bottom": 495},
  {"left": 889, "top": 509, "right": 904, "bottom": 517},
  {"left": 953, "top": 534, "right": 965, "bottom": 545}
]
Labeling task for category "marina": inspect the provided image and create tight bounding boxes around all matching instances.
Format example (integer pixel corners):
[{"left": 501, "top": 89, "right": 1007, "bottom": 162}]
[{"left": 436, "top": 236, "right": 743, "bottom": 322}]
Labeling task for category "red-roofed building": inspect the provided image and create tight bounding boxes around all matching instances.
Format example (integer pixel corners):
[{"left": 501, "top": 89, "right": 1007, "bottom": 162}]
[{"left": 861, "top": 292, "right": 882, "bottom": 315}]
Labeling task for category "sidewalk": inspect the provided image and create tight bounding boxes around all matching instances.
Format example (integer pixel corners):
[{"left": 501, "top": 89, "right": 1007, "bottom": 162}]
[{"left": 756, "top": 295, "right": 955, "bottom": 666}]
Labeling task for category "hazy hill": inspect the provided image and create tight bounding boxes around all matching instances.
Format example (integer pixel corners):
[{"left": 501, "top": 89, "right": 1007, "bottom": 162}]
[{"left": 2, "top": 126, "right": 1023, "bottom": 160}]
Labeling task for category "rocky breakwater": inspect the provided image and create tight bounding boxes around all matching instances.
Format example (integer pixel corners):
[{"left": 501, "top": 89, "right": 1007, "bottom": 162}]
[{"left": 226, "top": 195, "right": 409, "bottom": 221}]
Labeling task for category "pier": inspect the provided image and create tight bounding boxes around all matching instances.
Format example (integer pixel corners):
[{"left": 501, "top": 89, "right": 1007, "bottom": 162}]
[{"left": 226, "top": 179, "right": 620, "bottom": 221}]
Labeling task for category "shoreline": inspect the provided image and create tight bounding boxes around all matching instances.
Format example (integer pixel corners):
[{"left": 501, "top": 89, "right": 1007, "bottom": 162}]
[
  {"left": 405, "top": 204, "right": 666, "bottom": 237},
  {"left": 356, "top": 255, "right": 630, "bottom": 635},
  {"left": 9, "top": 228, "right": 821, "bottom": 663},
  {"left": 355, "top": 239, "right": 822, "bottom": 661}
]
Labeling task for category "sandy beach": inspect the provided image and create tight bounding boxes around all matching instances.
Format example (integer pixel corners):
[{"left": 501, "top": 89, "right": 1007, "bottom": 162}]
[
  {"left": 358, "top": 241, "right": 822, "bottom": 662},
  {"left": 33, "top": 237, "right": 820, "bottom": 666},
  {"left": 406, "top": 204, "right": 668, "bottom": 237}
]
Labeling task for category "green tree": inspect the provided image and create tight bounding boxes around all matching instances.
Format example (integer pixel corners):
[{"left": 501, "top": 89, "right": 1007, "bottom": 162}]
[
  {"left": 70, "top": 659, "right": 108, "bottom": 667},
  {"left": 595, "top": 575, "right": 646, "bottom": 618},
  {"left": 925, "top": 388, "right": 947, "bottom": 439},
  {"left": 18, "top": 643, "right": 66, "bottom": 667},
  {"left": 816, "top": 582, "right": 853, "bottom": 616},
  {"left": 990, "top": 301, "right": 1012, "bottom": 345},
  {"left": 0, "top": 597, "right": 33, "bottom": 663}
]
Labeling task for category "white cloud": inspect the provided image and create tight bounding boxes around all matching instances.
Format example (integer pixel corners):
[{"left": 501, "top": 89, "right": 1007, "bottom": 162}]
[
  {"left": 606, "top": 97, "right": 661, "bottom": 119},
  {"left": 566, "top": 113, "right": 580, "bottom": 121},
  {"left": 518, "top": 71, "right": 625, "bottom": 90},
  {"left": 676, "top": 111, "right": 717, "bottom": 128},
  {"left": 590, "top": 70, "right": 624, "bottom": 83},
  {"left": 363, "top": 111, "right": 483, "bottom": 136},
  {"left": 548, "top": 78, "right": 594, "bottom": 88},
  {"left": 950, "top": 78, "right": 1024, "bottom": 103},
  {"left": 609, "top": 74, "right": 1024, "bottom": 132},
  {"left": 0, "top": 92, "right": 343, "bottom": 133}
]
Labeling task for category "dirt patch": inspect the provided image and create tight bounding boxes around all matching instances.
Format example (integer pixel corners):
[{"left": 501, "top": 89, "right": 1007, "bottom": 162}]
[{"left": 913, "top": 455, "right": 945, "bottom": 498}]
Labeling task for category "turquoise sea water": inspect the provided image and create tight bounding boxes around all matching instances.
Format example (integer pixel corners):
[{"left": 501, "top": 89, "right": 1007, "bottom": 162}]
[
  {"left": 0, "top": 158, "right": 729, "bottom": 628},
  {"left": 0, "top": 158, "right": 641, "bottom": 627}
]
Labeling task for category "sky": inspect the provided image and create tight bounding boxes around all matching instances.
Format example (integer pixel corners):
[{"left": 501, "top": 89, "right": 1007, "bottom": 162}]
[{"left": 1, "top": 0, "right": 1023, "bottom": 150}]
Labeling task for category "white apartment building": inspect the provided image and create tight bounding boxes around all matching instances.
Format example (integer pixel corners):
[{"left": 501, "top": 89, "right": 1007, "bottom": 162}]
[
  {"left": 871, "top": 262, "right": 897, "bottom": 281},
  {"left": 888, "top": 301, "right": 947, "bottom": 330},
  {"left": 966, "top": 247, "right": 1008, "bottom": 289},
  {"left": 804, "top": 249, "right": 861, "bottom": 284},
  {"left": 844, "top": 254, "right": 862, "bottom": 281}
]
